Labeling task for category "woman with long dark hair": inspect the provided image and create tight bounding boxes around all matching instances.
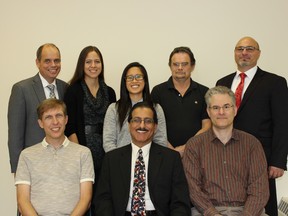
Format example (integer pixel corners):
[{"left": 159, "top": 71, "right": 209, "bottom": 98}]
[
  {"left": 64, "top": 46, "right": 116, "bottom": 215},
  {"left": 103, "top": 62, "right": 167, "bottom": 152}
]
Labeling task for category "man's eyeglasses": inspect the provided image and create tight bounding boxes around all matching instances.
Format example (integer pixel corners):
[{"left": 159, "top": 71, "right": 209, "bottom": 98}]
[
  {"left": 125, "top": 74, "right": 144, "bottom": 82},
  {"left": 209, "top": 104, "right": 234, "bottom": 112},
  {"left": 130, "top": 117, "right": 154, "bottom": 125},
  {"left": 235, "top": 46, "right": 259, "bottom": 53},
  {"left": 171, "top": 62, "right": 190, "bottom": 68}
]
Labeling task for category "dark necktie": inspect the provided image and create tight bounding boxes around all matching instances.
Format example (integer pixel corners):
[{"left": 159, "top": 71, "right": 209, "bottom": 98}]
[
  {"left": 47, "top": 84, "right": 56, "bottom": 99},
  {"left": 131, "top": 149, "right": 146, "bottom": 216},
  {"left": 235, "top": 73, "right": 246, "bottom": 108}
]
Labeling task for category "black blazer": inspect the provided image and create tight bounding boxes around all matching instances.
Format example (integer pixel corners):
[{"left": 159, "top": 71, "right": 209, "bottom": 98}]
[
  {"left": 64, "top": 80, "right": 116, "bottom": 146},
  {"left": 95, "top": 142, "right": 191, "bottom": 216},
  {"left": 216, "top": 67, "right": 288, "bottom": 170}
]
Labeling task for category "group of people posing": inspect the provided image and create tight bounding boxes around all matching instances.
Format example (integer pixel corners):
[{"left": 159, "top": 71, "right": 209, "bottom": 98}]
[{"left": 8, "top": 36, "right": 288, "bottom": 216}]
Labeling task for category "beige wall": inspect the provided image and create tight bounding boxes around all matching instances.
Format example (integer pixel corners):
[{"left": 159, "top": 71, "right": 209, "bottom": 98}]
[{"left": 1, "top": 0, "right": 287, "bottom": 214}]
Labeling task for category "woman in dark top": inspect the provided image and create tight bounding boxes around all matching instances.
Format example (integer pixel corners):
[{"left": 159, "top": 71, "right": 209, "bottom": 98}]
[{"left": 64, "top": 46, "right": 116, "bottom": 216}]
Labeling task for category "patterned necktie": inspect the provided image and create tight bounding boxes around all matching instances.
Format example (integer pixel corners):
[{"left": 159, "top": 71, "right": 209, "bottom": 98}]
[
  {"left": 47, "top": 84, "right": 56, "bottom": 99},
  {"left": 131, "top": 149, "right": 146, "bottom": 216},
  {"left": 235, "top": 73, "right": 246, "bottom": 109}
]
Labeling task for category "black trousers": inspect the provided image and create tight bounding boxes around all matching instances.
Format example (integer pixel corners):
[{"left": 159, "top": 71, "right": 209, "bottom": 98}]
[{"left": 265, "top": 178, "right": 278, "bottom": 216}]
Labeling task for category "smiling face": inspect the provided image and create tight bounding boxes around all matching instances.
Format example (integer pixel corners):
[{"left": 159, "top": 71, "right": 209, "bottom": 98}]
[
  {"left": 234, "top": 37, "right": 261, "bottom": 72},
  {"left": 38, "top": 106, "right": 67, "bottom": 146},
  {"left": 36, "top": 45, "right": 61, "bottom": 83},
  {"left": 126, "top": 67, "right": 145, "bottom": 99},
  {"left": 129, "top": 107, "right": 157, "bottom": 148},
  {"left": 207, "top": 93, "right": 237, "bottom": 131},
  {"left": 84, "top": 51, "right": 102, "bottom": 81}
]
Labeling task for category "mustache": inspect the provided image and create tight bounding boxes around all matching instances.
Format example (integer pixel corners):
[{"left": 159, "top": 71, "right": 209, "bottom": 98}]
[{"left": 136, "top": 127, "right": 149, "bottom": 132}]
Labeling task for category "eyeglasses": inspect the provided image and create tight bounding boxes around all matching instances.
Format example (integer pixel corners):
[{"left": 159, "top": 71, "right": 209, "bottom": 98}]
[
  {"left": 235, "top": 46, "right": 259, "bottom": 53},
  {"left": 130, "top": 117, "right": 154, "bottom": 125},
  {"left": 125, "top": 74, "right": 144, "bottom": 82},
  {"left": 209, "top": 104, "right": 234, "bottom": 112},
  {"left": 171, "top": 62, "right": 190, "bottom": 68}
]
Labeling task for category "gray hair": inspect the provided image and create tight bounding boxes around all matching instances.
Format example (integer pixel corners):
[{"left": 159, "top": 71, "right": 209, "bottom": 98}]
[{"left": 205, "top": 86, "right": 236, "bottom": 106}]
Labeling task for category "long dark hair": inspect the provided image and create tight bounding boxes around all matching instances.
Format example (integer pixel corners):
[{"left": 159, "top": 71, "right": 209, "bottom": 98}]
[
  {"left": 69, "top": 46, "right": 105, "bottom": 85},
  {"left": 116, "top": 62, "right": 152, "bottom": 129}
]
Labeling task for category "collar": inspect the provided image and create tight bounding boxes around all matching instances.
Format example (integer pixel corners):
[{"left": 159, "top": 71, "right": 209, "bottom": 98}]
[
  {"left": 39, "top": 72, "right": 56, "bottom": 89},
  {"left": 167, "top": 76, "right": 195, "bottom": 90},
  {"left": 208, "top": 128, "right": 240, "bottom": 143},
  {"left": 132, "top": 98, "right": 143, "bottom": 107},
  {"left": 236, "top": 66, "right": 257, "bottom": 80},
  {"left": 131, "top": 142, "right": 151, "bottom": 158},
  {"left": 41, "top": 136, "right": 70, "bottom": 148}
]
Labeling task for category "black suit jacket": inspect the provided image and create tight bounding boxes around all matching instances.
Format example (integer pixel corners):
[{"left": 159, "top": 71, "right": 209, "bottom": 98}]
[
  {"left": 95, "top": 143, "right": 191, "bottom": 216},
  {"left": 217, "top": 67, "right": 288, "bottom": 170}
]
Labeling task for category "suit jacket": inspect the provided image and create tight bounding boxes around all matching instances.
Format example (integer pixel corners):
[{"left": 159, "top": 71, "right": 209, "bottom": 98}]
[
  {"left": 8, "top": 73, "right": 68, "bottom": 172},
  {"left": 216, "top": 67, "right": 288, "bottom": 170},
  {"left": 95, "top": 142, "right": 191, "bottom": 216}
]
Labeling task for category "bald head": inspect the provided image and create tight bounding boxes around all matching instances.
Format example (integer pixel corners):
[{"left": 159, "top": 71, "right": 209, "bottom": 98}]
[{"left": 234, "top": 36, "right": 261, "bottom": 72}]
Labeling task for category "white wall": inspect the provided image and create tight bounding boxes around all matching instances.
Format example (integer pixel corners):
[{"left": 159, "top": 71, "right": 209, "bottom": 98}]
[{"left": 1, "top": 0, "right": 287, "bottom": 214}]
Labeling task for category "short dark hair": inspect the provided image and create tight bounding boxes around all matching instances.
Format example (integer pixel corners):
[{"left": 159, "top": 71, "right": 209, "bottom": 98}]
[
  {"left": 127, "top": 101, "right": 158, "bottom": 124},
  {"left": 168, "top": 46, "right": 196, "bottom": 66},
  {"left": 36, "top": 43, "right": 60, "bottom": 61},
  {"left": 37, "top": 98, "right": 67, "bottom": 120}
]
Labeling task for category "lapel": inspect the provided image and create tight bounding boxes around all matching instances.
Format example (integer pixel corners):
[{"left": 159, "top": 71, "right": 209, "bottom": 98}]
[
  {"left": 119, "top": 145, "right": 132, "bottom": 191},
  {"left": 224, "top": 73, "right": 236, "bottom": 88},
  {"left": 147, "top": 143, "right": 163, "bottom": 190},
  {"left": 32, "top": 74, "right": 46, "bottom": 103},
  {"left": 238, "top": 67, "right": 264, "bottom": 111}
]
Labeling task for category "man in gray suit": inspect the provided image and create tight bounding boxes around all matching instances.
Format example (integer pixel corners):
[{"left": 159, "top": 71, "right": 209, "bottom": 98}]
[{"left": 8, "top": 43, "right": 68, "bottom": 173}]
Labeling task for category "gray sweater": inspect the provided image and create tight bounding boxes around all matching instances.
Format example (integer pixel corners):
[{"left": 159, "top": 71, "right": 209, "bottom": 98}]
[{"left": 103, "top": 103, "right": 168, "bottom": 152}]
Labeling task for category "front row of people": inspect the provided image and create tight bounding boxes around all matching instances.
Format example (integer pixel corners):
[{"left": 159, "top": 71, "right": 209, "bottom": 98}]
[{"left": 15, "top": 85, "right": 269, "bottom": 216}]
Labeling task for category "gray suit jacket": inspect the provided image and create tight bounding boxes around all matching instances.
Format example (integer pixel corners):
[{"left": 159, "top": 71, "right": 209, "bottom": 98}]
[{"left": 8, "top": 73, "right": 68, "bottom": 172}]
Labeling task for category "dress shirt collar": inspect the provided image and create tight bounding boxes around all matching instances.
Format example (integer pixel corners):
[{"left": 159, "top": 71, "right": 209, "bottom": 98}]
[
  {"left": 236, "top": 65, "right": 257, "bottom": 80},
  {"left": 131, "top": 142, "right": 151, "bottom": 158},
  {"left": 209, "top": 128, "right": 241, "bottom": 145},
  {"left": 39, "top": 72, "right": 57, "bottom": 88}
]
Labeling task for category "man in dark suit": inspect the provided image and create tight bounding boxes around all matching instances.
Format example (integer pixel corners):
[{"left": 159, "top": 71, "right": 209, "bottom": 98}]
[
  {"left": 8, "top": 43, "right": 68, "bottom": 174},
  {"left": 216, "top": 36, "right": 288, "bottom": 216},
  {"left": 95, "top": 101, "right": 191, "bottom": 216}
]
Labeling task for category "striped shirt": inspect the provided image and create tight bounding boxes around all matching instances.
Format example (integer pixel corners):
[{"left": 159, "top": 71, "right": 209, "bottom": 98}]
[
  {"left": 182, "top": 129, "right": 269, "bottom": 216},
  {"left": 15, "top": 137, "right": 94, "bottom": 216}
]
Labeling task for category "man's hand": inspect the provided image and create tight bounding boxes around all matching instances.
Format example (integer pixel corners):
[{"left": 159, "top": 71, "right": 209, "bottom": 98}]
[
  {"left": 268, "top": 166, "right": 284, "bottom": 179},
  {"left": 174, "top": 145, "right": 185, "bottom": 157}
]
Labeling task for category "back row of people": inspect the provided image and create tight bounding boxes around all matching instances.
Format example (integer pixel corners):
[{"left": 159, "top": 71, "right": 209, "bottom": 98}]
[{"left": 8, "top": 36, "right": 288, "bottom": 215}]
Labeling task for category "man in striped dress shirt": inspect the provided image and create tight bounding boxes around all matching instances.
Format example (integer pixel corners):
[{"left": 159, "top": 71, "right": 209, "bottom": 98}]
[{"left": 182, "top": 86, "right": 269, "bottom": 216}]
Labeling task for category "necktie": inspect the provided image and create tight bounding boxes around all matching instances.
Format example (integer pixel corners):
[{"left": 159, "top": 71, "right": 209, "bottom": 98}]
[
  {"left": 47, "top": 84, "right": 56, "bottom": 99},
  {"left": 235, "top": 73, "right": 246, "bottom": 108},
  {"left": 131, "top": 149, "right": 146, "bottom": 216}
]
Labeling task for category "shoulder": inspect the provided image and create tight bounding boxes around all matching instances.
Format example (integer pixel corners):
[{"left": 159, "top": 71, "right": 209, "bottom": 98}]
[
  {"left": 151, "top": 142, "right": 179, "bottom": 157},
  {"left": 233, "top": 129, "right": 262, "bottom": 146},
  {"left": 106, "top": 144, "right": 130, "bottom": 157},
  {"left": 56, "top": 78, "right": 68, "bottom": 86},
  {"left": 21, "top": 143, "right": 43, "bottom": 156},
  {"left": 67, "top": 142, "right": 91, "bottom": 153},
  {"left": 12, "top": 75, "right": 38, "bottom": 88},
  {"left": 152, "top": 80, "right": 170, "bottom": 92},
  {"left": 192, "top": 80, "right": 209, "bottom": 92},
  {"left": 106, "top": 102, "right": 117, "bottom": 113},
  {"left": 107, "top": 86, "right": 116, "bottom": 101},
  {"left": 65, "top": 82, "right": 83, "bottom": 95},
  {"left": 257, "top": 68, "right": 287, "bottom": 82},
  {"left": 218, "top": 72, "right": 236, "bottom": 81}
]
